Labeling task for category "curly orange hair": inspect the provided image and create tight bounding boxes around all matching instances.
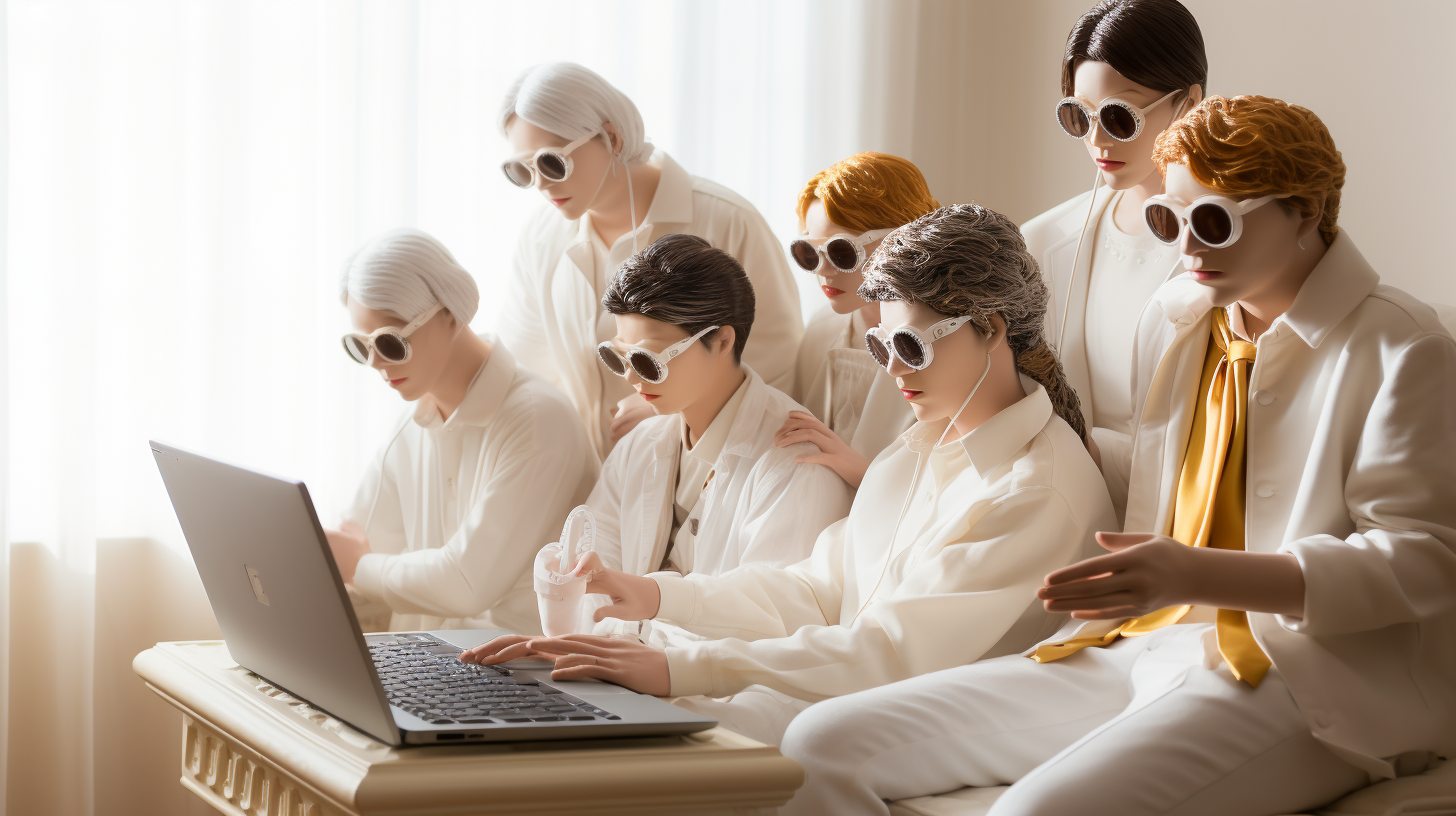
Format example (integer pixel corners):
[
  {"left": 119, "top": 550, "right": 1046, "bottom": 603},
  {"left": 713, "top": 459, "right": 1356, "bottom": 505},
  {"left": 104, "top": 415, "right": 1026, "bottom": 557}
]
[
  {"left": 796, "top": 152, "right": 940, "bottom": 233},
  {"left": 1152, "top": 95, "right": 1345, "bottom": 245}
]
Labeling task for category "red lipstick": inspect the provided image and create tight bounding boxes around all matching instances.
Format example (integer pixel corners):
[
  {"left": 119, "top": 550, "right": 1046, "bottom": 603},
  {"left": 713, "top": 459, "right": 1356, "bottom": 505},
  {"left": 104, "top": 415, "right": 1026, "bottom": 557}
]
[
  {"left": 821, "top": 285, "right": 845, "bottom": 298},
  {"left": 1095, "top": 159, "right": 1125, "bottom": 171},
  {"left": 901, "top": 389, "right": 922, "bottom": 401}
]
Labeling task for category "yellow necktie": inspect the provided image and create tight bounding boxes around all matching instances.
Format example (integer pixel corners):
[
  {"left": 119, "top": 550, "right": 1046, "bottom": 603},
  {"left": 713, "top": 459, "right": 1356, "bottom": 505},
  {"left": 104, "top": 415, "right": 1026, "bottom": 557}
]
[{"left": 1033, "top": 310, "right": 1271, "bottom": 687}]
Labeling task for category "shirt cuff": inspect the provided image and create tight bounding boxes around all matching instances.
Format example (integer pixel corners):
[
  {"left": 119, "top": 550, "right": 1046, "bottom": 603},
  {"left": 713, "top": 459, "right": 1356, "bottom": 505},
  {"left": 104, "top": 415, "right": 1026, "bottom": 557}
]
[
  {"left": 665, "top": 645, "right": 716, "bottom": 697},
  {"left": 650, "top": 572, "right": 697, "bottom": 624},
  {"left": 1276, "top": 534, "right": 1354, "bottom": 635},
  {"left": 352, "top": 552, "right": 388, "bottom": 602}
]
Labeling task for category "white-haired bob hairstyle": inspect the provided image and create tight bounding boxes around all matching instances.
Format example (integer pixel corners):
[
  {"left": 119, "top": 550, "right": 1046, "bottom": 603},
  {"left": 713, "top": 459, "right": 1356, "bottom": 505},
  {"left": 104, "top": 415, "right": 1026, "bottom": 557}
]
[
  {"left": 498, "top": 62, "right": 652, "bottom": 165},
  {"left": 339, "top": 228, "right": 480, "bottom": 327}
]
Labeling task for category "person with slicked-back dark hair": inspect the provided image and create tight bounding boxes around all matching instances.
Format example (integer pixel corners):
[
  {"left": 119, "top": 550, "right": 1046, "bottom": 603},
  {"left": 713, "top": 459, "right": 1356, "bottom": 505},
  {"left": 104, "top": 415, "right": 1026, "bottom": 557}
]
[
  {"left": 464, "top": 207, "right": 1116, "bottom": 756},
  {"left": 1024, "top": 0, "right": 1207, "bottom": 521},
  {"left": 464, "top": 233, "right": 852, "bottom": 673}
]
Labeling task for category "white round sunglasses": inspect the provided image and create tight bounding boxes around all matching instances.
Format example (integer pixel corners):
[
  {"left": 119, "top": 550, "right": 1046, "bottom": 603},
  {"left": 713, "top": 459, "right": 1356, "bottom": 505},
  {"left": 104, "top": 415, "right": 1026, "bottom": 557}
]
[
  {"left": 501, "top": 131, "right": 599, "bottom": 188},
  {"left": 865, "top": 315, "right": 982, "bottom": 371},
  {"left": 597, "top": 325, "right": 720, "bottom": 384},
  {"left": 1143, "top": 193, "right": 1282, "bottom": 249},
  {"left": 342, "top": 303, "right": 443, "bottom": 365}
]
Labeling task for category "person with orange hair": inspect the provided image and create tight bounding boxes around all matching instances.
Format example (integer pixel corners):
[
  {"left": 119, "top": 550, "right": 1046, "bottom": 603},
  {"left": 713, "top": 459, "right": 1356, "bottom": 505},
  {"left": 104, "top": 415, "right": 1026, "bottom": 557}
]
[
  {"left": 772, "top": 95, "right": 1456, "bottom": 816},
  {"left": 775, "top": 152, "right": 934, "bottom": 488}
]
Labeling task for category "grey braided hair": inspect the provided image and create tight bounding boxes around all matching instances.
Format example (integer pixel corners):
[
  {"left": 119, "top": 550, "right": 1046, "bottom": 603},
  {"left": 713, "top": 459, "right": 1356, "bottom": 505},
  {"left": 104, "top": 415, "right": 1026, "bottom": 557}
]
[{"left": 859, "top": 204, "right": 1089, "bottom": 444}]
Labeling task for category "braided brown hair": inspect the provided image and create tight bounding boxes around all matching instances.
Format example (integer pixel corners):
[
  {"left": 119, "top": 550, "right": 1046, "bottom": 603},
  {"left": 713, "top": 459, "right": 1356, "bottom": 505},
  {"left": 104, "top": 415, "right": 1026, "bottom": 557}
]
[{"left": 858, "top": 204, "right": 1089, "bottom": 445}]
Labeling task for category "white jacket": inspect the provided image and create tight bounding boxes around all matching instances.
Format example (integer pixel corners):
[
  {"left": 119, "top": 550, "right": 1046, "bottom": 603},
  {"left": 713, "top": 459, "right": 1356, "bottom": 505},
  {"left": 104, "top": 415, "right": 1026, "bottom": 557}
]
[
  {"left": 1113, "top": 232, "right": 1456, "bottom": 777},
  {"left": 346, "top": 338, "right": 598, "bottom": 635},
  {"left": 650, "top": 380, "right": 1116, "bottom": 702},
  {"left": 496, "top": 151, "right": 803, "bottom": 460},
  {"left": 794, "top": 305, "right": 916, "bottom": 464},
  {"left": 1022, "top": 188, "right": 1183, "bottom": 509},
  {"left": 587, "top": 366, "right": 853, "bottom": 583}
]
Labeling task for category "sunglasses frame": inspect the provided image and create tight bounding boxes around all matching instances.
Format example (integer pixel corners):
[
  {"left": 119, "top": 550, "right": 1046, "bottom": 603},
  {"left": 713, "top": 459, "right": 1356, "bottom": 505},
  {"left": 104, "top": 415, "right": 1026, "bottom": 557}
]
[
  {"left": 501, "top": 131, "right": 599, "bottom": 189},
  {"left": 1142, "top": 193, "right": 1279, "bottom": 249},
  {"left": 342, "top": 303, "right": 444, "bottom": 365},
  {"left": 864, "top": 315, "right": 979, "bottom": 371},
  {"left": 597, "top": 325, "right": 720, "bottom": 384},
  {"left": 1055, "top": 90, "right": 1179, "bottom": 142},
  {"left": 789, "top": 228, "right": 896, "bottom": 275}
]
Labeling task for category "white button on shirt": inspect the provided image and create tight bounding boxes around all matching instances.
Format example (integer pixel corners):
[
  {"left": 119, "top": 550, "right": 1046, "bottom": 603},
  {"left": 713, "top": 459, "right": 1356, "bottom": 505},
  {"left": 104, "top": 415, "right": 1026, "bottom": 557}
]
[
  {"left": 650, "top": 379, "right": 1116, "bottom": 702},
  {"left": 346, "top": 337, "right": 598, "bottom": 635}
]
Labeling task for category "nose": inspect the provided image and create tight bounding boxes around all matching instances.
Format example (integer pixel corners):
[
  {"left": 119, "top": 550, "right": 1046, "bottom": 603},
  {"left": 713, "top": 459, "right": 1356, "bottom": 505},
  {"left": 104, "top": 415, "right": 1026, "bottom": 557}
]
[
  {"left": 368, "top": 349, "right": 388, "bottom": 371},
  {"left": 1088, "top": 117, "right": 1116, "bottom": 149},
  {"left": 885, "top": 354, "right": 915, "bottom": 378},
  {"left": 1178, "top": 219, "right": 1208, "bottom": 256}
]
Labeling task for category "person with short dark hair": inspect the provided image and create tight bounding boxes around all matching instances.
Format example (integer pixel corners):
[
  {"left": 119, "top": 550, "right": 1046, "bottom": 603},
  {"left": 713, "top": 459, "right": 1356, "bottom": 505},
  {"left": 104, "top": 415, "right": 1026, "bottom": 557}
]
[
  {"left": 1024, "top": 0, "right": 1209, "bottom": 518},
  {"left": 527, "top": 233, "right": 852, "bottom": 649}
]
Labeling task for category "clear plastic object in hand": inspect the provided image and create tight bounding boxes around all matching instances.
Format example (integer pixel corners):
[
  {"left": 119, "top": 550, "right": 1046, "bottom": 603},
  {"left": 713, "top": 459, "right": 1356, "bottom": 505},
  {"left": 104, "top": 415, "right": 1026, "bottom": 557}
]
[{"left": 534, "top": 505, "right": 596, "bottom": 637}]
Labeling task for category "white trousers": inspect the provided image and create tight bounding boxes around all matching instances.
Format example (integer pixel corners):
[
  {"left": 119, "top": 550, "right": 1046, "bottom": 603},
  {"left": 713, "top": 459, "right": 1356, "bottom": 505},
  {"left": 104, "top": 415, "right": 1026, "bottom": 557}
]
[
  {"left": 672, "top": 685, "right": 813, "bottom": 747},
  {"left": 780, "top": 624, "right": 1369, "bottom": 816}
]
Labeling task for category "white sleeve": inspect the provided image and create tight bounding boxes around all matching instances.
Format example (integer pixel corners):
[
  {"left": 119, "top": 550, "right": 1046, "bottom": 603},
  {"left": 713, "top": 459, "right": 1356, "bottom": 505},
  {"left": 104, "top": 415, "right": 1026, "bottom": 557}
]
[
  {"left": 653, "top": 486, "right": 1088, "bottom": 702},
  {"left": 734, "top": 445, "right": 853, "bottom": 568},
  {"left": 351, "top": 395, "right": 590, "bottom": 620},
  {"left": 728, "top": 209, "right": 803, "bottom": 394},
  {"left": 1279, "top": 333, "right": 1456, "bottom": 636}
]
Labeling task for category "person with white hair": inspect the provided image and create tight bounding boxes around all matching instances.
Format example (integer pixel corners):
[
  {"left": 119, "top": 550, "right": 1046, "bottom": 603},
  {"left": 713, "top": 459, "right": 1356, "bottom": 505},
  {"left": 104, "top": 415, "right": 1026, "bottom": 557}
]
[
  {"left": 496, "top": 61, "right": 803, "bottom": 460},
  {"left": 324, "top": 228, "right": 598, "bottom": 635}
]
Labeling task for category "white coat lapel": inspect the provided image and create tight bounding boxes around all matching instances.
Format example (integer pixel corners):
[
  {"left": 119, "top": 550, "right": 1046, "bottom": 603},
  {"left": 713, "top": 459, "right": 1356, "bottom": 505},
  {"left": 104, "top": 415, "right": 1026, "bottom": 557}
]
[{"left": 1044, "top": 186, "right": 1115, "bottom": 424}]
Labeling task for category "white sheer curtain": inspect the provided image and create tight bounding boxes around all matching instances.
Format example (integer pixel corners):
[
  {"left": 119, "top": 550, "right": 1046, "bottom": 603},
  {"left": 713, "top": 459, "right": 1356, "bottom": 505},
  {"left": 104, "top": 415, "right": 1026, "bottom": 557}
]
[{"left": 0, "top": 1, "right": 919, "bottom": 813}]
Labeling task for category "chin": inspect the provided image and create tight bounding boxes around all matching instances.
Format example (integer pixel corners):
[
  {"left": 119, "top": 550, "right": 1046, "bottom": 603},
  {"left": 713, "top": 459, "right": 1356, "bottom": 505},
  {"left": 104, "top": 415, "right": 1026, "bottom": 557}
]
[
  {"left": 908, "top": 402, "right": 936, "bottom": 422},
  {"left": 827, "top": 294, "right": 863, "bottom": 315}
]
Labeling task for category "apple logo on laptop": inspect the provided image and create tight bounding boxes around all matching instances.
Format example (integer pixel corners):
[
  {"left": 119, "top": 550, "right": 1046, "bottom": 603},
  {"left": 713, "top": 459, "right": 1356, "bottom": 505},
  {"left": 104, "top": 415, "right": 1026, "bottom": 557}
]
[{"left": 245, "top": 565, "right": 271, "bottom": 606}]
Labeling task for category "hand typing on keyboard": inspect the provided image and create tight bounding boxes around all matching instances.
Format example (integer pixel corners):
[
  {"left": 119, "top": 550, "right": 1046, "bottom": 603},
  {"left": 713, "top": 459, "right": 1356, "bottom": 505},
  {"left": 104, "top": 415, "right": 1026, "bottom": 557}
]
[{"left": 464, "top": 633, "right": 671, "bottom": 697}]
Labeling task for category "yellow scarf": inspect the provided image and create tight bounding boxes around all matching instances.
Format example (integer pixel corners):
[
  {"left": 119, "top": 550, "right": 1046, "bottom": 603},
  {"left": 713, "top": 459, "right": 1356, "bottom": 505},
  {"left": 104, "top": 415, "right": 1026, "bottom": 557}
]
[{"left": 1032, "top": 309, "right": 1271, "bottom": 686}]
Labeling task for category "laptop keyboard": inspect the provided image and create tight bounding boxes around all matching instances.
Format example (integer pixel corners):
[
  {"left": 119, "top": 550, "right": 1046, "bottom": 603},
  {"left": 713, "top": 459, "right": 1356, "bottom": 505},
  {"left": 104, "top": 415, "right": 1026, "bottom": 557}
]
[{"left": 368, "top": 635, "right": 621, "bottom": 725}]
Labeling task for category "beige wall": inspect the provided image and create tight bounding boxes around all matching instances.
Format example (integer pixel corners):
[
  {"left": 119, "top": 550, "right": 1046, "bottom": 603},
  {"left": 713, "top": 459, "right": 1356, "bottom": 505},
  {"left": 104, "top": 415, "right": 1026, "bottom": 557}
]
[{"left": 862, "top": 0, "right": 1456, "bottom": 304}]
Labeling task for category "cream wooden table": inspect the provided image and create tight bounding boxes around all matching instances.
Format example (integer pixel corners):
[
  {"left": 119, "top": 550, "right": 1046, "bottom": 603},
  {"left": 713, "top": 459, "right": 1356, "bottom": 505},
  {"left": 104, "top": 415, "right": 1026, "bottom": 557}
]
[{"left": 134, "top": 641, "right": 803, "bottom": 816}]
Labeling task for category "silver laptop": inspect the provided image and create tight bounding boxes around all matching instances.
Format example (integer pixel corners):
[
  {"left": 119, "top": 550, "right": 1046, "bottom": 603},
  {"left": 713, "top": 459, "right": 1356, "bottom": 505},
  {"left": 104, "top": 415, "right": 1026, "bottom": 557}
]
[{"left": 150, "top": 440, "right": 716, "bottom": 746}]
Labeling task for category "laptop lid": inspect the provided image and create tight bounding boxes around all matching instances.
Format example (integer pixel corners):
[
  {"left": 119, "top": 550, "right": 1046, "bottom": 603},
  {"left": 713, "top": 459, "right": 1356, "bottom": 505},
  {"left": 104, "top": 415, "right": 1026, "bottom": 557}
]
[{"left": 150, "top": 440, "right": 402, "bottom": 745}]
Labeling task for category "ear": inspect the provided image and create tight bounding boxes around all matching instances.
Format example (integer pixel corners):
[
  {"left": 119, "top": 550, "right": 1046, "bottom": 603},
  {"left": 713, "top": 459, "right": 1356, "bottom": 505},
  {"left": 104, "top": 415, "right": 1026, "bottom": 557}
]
[
  {"left": 1177, "top": 84, "right": 1204, "bottom": 117},
  {"left": 1295, "top": 204, "right": 1323, "bottom": 247},
  {"left": 602, "top": 122, "right": 623, "bottom": 157},
  {"left": 985, "top": 313, "right": 1009, "bottom": 343},
  {"left": 711, "top": 326, "right": 736, "bottom": 357}
]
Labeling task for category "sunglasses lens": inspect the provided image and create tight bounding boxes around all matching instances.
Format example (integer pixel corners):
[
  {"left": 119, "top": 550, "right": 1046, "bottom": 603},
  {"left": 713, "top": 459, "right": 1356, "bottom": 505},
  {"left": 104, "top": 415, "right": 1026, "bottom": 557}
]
[
  {"left": 865, "top": 333, "right": 891, "bottom": 367},
  {"left": 824, "top": 238, "right": 860, "bottom": 271},
  {"left": 536, "top": 152, "right": 569, "bottom": 182},
  {"left": 629, "top": 352, "right": 664, "bottom": 383},
  {"left": 1190, "top": 203, "right": 1234, "bottom": 246},
  {"left": 1057, "top": 101, "right": 1090, "bottom": 138},
  {"left": 892, "top": 332, "right": 928, "bottom": 369},
  {"left": 1144, "top": 203, "right": 1181, "bottom": 244},
  {"left": 502, "top": 161, "right": 533, "bottom": 188},
  {"left": 343, "top": 336, "right": 370, "bottom": 364},
  {"left": 789, "top": 240, "right": 821, "bottom": 272},
  {"left": 1099, "top": 104, "right": 1139, "bottom": 140},
  {"left": 597, "top": 345, "right": 626, "bottom": 375},
  {"left": 373, "top": 333, "right": 408, "bottom": 363}
]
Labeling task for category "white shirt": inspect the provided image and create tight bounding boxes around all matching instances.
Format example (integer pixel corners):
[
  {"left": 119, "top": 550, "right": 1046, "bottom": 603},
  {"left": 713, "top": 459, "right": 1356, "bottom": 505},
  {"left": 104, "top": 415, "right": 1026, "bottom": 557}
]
[
  {"left": 346, "top": 337, "right": 598, "bottom": 635},
  {"left": 1083, "top": 191, "right": 1176, "bottom": 437},
  {"left": 1110, "top": 231, "right": 1456, "bottom": 778},
  {"left": 793, "top": 304, "right": 916, "bottom": 462},
  {"left": 663, "top": 374, "right": 750, "bottom": 574},
  {"left": 650, "top": 379, "right": 1116, "bottom": 702},
  {"left": 584, "top": 366, "right": 852, "bottom": 580},
  {"left": 1022, "top": 187, "right": 1183, "bottom": 515},
  {"left": 497, "top": 150, "right": 804, "bottom": 459}
]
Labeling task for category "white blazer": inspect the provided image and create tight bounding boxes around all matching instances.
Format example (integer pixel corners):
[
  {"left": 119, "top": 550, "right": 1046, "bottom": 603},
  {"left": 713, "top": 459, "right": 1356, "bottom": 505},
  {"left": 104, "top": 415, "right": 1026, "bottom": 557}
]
[
  {"left": 1111, "top": 232, "right": 1456, "bottom": 778},
  {"left": 586, "top": 366, "right": 854, "bottom": 582},
  {"left": 496, "top": 151, "right": 804, "bottom": 460},
  {"left": 793, "top": 305, "right": 915, "bottom": 463},
  {"left": 1022, "top": 187, "right": 1183, "bottom": 509},
  {"left": 650, "top": 380, "right": 1116, "bottom": 702}
]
